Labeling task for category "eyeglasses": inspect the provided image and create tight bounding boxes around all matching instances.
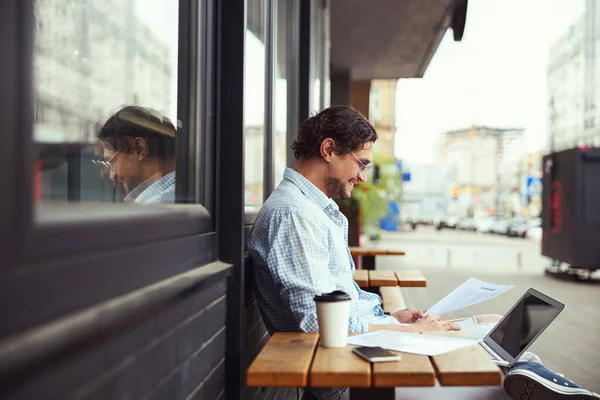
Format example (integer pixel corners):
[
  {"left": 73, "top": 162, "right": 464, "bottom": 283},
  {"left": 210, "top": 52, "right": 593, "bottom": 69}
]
[
  {"left": 345, "top": 148, "right": 374, "bottom": 174},
  {"left": 92, "top": 150, "right": 120, "bottom": 172}
]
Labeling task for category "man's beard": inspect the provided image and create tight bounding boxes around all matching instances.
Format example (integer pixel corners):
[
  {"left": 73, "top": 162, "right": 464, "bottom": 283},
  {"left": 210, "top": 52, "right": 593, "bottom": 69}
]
[
  {"left": 112, "top": 176, "right": 129, "bottom": 202},
  {"left": 326, "top": 177, "right": 350, "bottom": 199}
]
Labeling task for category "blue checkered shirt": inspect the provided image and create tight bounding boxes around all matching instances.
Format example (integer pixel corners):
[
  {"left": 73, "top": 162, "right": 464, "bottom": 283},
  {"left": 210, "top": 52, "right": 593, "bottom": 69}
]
[
  {"left": 247, "top": 168, "right": 399, "bottom": 400},
  {"left": 124, "top": 171, "right": 176, "bottom": 204}
]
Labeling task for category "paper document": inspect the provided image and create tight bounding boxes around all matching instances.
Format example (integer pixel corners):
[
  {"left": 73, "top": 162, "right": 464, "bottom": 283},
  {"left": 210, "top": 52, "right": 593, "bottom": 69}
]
[
  {"left": 453, "top": 316, "right": 498, "bottom": 341},
  {"left": 425, "top": 278, "right": 513, "bottom": 316},
  {"left": 347, "top": 330, "right": 477, "bottom": 356}
]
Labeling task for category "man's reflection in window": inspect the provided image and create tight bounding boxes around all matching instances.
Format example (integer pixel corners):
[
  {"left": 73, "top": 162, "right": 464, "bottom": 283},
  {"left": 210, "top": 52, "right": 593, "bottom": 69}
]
[{"left": 96, "top": 106, "right": 176, "bottom": 204}]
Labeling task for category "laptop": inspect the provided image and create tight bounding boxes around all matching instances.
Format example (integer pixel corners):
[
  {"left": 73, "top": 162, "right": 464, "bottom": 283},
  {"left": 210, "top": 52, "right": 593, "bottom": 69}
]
[{"left": 479, "top": 288, "right": 565, "bottom": 367}]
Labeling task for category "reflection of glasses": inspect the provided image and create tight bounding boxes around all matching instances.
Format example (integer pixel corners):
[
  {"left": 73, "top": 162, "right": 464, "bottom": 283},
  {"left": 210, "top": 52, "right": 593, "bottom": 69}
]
[
  {"left": 92, "top": 150, "right": 120, "bottom": 172},
  {"left": 345, "top": 148, "right": 374, "bottom": 173}
]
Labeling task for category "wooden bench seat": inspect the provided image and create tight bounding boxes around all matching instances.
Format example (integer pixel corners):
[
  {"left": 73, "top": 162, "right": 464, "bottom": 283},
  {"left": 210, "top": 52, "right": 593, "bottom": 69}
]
[
  {"left": 245, "top": 332, "right": 319, "bottom": 387},
  {"left": 353, "top": 269, "right": 369, "bottom": 288},
  {"left": 379, "top": 286, "right": 407, "bottom": 313},
  {"left": 349, "top": 246, "right": 405, "bottom": 270},
  {"left": 246, "top": 332, "right": 503, "bottom": 392},
  {"left": 369, "top": 270, "right": 399, "bottom": 287},
  {"left": 349, "top": 247, "right": 406, "bottom": 257},
  {"left": 395, "top": 270, "right": 427, "bottom": 287},
  {"left": 353, "top": 270, "right": 427, "bottom": 288}
]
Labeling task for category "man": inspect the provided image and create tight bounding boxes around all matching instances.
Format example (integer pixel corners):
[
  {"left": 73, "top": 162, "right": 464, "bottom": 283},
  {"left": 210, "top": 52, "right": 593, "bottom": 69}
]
[
  {"left": 248, "top": 106, "right": 599, "bottom": 400},
  {"left": 96, "top": 106, "right": 176, "bottom": 204}
]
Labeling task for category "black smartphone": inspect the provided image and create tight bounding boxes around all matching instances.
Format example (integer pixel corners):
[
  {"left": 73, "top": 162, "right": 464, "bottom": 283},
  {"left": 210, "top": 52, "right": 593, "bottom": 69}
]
[{"left": 352, "top": 346, "right": 402, "bottom": 363}]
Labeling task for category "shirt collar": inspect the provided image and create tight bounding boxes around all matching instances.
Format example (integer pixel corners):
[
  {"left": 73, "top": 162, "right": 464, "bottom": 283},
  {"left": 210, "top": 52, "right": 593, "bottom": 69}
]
[
  {"left": 124, "top": 172, "right": 163, "bottom": 203},
  {"left": 283, "top": 167, "right": 338, "bottom": 212}
]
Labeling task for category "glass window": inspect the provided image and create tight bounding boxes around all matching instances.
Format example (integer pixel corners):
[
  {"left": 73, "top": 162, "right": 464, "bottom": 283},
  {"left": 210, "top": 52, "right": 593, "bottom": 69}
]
[
  {"left": 309, "top": 0, "right": 330, "bottom": 113},
  {"left": 245, "top": 0, "right": 267, "bottom": 207},
  {"left": 322, "top": 2, "right": 331, "bottom": 109},
  {"left": 273, "top": 0, "right": 288, "bottom": 188},
  {"left": 33, "top": 0, "right": 181, "bottom": 205},
  {"left": 310, "top": 1, "right": 322, "bottom": 113}
]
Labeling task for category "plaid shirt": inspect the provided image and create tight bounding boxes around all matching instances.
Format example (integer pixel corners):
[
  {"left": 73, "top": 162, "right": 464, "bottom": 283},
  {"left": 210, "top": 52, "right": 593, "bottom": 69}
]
[
  {"left": 124, "top": 171, "right": 176, "bottom": 205},
  {"left": 248, "top": 168, "right": 399, "bottom": 400}
]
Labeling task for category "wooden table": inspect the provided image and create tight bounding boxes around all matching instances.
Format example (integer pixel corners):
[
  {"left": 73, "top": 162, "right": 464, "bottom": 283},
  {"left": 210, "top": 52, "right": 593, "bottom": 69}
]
[
  {"left": 353, "top": 270, "right": 427, "bottom": 288},
  {"left": 246, "top": 332, "right": 503, "bottom": 400},
  {"left": 349, "top": 247, "right": 405, "bottom": 270}
]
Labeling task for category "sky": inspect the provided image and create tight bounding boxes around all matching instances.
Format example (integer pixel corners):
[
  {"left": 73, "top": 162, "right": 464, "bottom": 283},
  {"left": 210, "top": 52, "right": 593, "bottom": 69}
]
[{"left": 394, "top": 0, "right": 585, "bottom": 164}]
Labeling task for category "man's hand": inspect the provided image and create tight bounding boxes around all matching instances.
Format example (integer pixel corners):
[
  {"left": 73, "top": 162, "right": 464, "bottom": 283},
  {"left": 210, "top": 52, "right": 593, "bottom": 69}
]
[
  {"left": 411, "top": 315, "right": 461, "bottom": 332},
  {"left": 391, "top": 308, "right": 425, "bottom": 323}
]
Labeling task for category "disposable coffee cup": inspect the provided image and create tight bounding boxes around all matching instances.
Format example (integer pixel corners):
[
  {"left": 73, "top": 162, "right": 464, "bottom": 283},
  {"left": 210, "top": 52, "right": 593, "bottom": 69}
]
[{"left": 314, "top": 290, "right": 351, "bottom": 347}]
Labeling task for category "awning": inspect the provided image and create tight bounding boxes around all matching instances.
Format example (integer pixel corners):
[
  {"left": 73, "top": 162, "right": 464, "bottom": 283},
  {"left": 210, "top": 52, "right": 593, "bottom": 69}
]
[{"left": 330, "top": 0, "right": 467, "bottom": 79}]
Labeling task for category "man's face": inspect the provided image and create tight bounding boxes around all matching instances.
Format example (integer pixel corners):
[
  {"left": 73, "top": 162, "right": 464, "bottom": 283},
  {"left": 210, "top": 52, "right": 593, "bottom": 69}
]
[
  {"left": 326, "top": 142, "right": 373, "bottom": 199},
  {"left": 101, "top": 142, "right": 143, "bottom": 189}
]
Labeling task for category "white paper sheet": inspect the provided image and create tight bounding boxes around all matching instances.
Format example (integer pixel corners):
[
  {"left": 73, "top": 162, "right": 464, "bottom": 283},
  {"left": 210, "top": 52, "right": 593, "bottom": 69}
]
[
  {"left": 453, "top": 316, "right": 498, "bottom": 341},
  {"left": 425, "top": 278, "right": 513, "bottom": 316},
  {"left": 347, "top": 330, "right": 478, "bottom": 356}
]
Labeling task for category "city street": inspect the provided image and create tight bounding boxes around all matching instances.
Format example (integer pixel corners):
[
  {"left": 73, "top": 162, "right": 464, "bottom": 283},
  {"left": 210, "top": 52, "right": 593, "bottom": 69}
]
[{"left": 375, "top": 227, "right": 600, "bottom": 393}]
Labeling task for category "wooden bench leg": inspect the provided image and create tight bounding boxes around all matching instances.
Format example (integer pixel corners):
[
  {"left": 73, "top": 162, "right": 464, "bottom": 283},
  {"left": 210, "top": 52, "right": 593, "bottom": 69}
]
[
  {"left": 349, "top": 388, "right": 395, "bottom": 400},
  {"left": 362, "top": 255, "right": 375, "bottom": 270}
]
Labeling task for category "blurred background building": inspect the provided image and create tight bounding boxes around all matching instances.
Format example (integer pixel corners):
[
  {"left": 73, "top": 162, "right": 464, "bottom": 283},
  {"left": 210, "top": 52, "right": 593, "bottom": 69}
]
[
  {"left": 433, "top": 125, "right": 525, "bottom": 217},
  {"left": 547, "top": 0, "right": 600, "bottom": 150},
  {"left": 369, "top": 79, "right": 398, "bottom": 161},
  {"left": 33, "top": 0, "right": 173, "bottom": 144}
]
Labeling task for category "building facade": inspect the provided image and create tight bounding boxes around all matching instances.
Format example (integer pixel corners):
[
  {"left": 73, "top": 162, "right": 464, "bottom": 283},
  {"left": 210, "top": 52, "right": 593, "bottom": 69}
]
[
  {"left": 33, "top": 0, "right": 173, "bottom": 144},
  {"left": 547, "top": 0, "right": 600, "bottom": 151},
  {"left": 369, "top": 79, "right": 398, "bottom": 161},
  {"left": 438, "top": 125, "right": 525, "bottom": 216}
]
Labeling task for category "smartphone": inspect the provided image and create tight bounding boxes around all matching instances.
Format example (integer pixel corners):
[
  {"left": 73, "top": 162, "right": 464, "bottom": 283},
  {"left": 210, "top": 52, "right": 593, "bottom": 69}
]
[{"left": 352, "top": 346, "right": 401, "bottom": 363}]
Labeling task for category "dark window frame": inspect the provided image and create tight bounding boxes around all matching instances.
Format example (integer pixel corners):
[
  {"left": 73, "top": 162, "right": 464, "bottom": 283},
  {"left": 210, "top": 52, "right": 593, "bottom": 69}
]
[
  {"left": 0, "top": 0, "right": 219, "bottom": 340},
  {"left": 286, "top": 0, "right": 301, "bottom": 169},
  {"left": 263, "top": 0, "right": 275, "bottom": 199}
]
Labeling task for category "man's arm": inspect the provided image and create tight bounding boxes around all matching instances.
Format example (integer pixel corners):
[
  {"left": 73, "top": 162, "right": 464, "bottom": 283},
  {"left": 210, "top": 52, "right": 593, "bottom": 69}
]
[
  {"left": 369, "top": 315, "right": 461, "bottom": 333},
  {"left": 266, "top": 210, "right": 370, "bottom": 332},
  {"left": 368, "top": 324, "right": 416, "bottom": 333}
]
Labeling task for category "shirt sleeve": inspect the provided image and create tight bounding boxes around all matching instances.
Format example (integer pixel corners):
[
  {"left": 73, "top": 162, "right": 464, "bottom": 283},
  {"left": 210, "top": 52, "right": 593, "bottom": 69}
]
[
  {"left": 266, "top": 210, "right": 369, "bottom": 333},
  {"left": 353, "top": 280, "right": 387, "bottom": 317}
]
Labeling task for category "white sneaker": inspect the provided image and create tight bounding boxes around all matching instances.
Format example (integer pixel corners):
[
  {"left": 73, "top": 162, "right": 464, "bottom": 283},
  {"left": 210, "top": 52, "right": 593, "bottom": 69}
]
[{"left": 517, "top": 351, "right": 543, "bottom": 365}]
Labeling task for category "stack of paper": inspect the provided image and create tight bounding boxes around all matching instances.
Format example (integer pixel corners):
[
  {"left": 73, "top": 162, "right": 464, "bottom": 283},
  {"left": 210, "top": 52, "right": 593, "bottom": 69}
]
[
  {"left": 347, "top": 331, "right": 477, "bottom": 356},
  {"left": 453, "top": 316, "right": 498, "bottom": 341}
]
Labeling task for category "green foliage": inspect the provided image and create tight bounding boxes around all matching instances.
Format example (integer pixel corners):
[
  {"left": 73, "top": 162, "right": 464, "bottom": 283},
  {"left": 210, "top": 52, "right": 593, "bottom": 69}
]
[
  {"left": 335, "top": 153, "right": 405, "bottom": 240},
  {"left": 351, "top": 159, "right": 403, "bottom": 227},
  {"left": 351, "top": 181, "right": 387, "bottom": 225}
]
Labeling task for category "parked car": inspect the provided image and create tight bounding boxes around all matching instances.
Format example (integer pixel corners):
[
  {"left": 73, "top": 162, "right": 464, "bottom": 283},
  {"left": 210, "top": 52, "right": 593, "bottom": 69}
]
[
  {"left": 506, "top": 218, "right": 526, "bottom": 237},
  {"left": 526, "top": 226, "right": 542, "bottom": 243},
  {"left": 435, "top": 216, "right": 459, "bottom": 230},
  {"left": 475, "top": 218, "right": 496, "bottom": 233},
  {"left": 511, "top": 218, "right": 541, "bottom": 238},
  {"left": 489, "top": 219, "right": 509, "bottom": 235},
  {"left": 456, "top": 218, "right": 477, "bottom": 231}
]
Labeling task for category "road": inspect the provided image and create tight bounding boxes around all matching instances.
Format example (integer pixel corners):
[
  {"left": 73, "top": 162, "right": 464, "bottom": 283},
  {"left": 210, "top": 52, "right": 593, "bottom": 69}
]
[{"left": 373, "top": 227, "right": 600, "bottom": 393}]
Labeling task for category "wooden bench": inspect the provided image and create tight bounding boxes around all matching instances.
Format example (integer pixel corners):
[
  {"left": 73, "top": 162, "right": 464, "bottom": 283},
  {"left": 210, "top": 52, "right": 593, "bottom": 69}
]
[
  {"left": 353, "top": 270, "right": 427, "bottom": 288},
  {"left": 349, "top": 246, "right": 405, "bottom": 270},
  {"left": 379, "top": 286, "right": 407, "bottom": 313},
  {"left": 246, "top": 332, "right": 503, "bottom": 400}
]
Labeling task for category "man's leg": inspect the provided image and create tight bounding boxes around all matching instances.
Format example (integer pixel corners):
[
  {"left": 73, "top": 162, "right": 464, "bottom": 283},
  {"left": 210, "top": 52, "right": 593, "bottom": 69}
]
[
  {"left": 474, "top": 314, "right": 503, "bottom": 324},
  {"left": 467, "top": 315, "right": 599, "bottom": 399},
  {"left": 504, "top": 362, "right": 600, "bottom": 400}
]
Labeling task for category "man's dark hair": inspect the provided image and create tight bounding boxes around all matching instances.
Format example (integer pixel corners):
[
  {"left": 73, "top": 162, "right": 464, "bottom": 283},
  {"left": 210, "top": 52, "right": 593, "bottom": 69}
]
[
  {"left": 97, "top": 106, "right": 176, "bottom": 160},
  {"left": 291, "top": 106, "right": 378, "bottom": 160}
]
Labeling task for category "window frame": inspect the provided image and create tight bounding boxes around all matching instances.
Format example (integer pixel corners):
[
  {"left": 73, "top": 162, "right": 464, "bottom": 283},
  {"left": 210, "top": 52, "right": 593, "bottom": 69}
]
[
  {"left": 0, "top": 0, "right": 219, "bottom": 340},
  {"left": 263, "top": 0, "right": 275, "bottom": 199}
]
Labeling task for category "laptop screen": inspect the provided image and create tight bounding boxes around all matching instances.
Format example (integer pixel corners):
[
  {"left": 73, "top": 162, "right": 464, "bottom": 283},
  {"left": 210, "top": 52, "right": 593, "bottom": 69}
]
[{"left": 487, "top": 290, "right": 563, "bottom": 358}]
